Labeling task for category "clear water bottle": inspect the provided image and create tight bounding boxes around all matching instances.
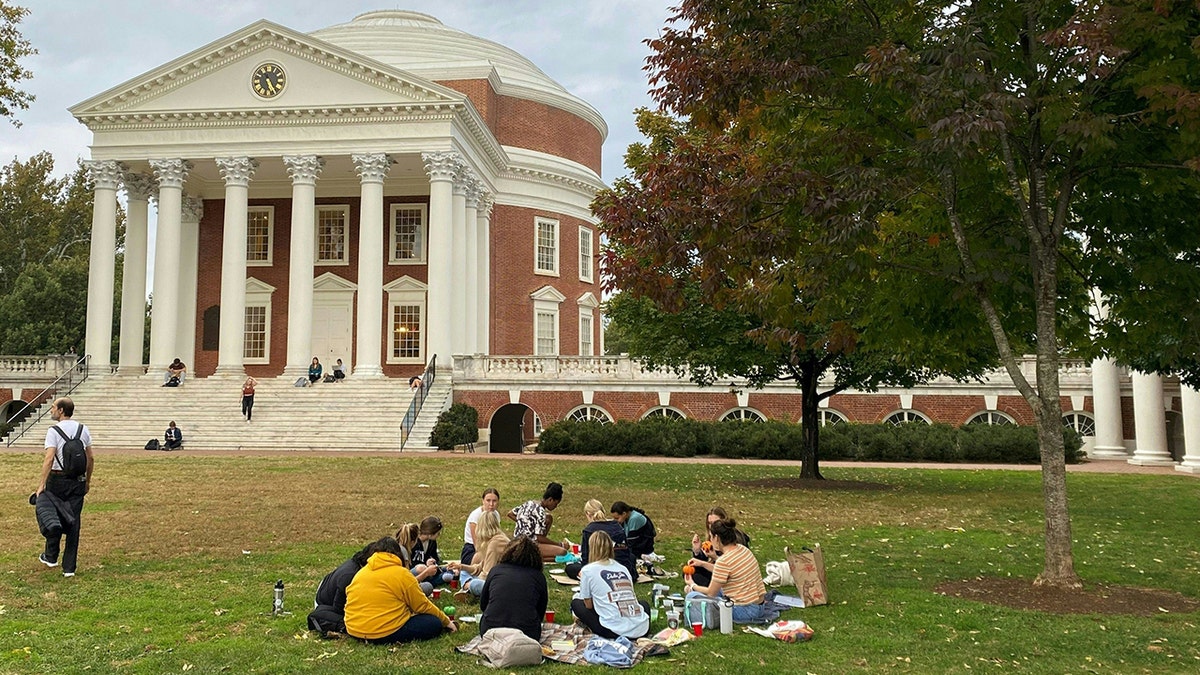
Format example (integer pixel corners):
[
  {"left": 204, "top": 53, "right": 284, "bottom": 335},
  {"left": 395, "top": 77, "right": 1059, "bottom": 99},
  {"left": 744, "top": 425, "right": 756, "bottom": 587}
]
[
  {"left": 273, "top": 579, "right": 285, "bottom": 615},
  {"left": 719, "top": 599, "right": 733, "bottom": 634}
]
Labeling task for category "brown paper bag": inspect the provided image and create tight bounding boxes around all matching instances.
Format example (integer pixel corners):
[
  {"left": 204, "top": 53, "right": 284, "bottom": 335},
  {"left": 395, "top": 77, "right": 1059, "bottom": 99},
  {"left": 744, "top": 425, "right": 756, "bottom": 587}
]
[{"left": 785, "top": 545, "right": 828, "bottom": 607}]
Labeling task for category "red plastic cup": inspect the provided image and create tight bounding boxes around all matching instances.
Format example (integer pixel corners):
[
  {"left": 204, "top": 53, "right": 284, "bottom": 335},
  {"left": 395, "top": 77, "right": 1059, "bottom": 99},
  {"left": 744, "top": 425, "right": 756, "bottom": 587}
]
[
  {"left": 545, "top": 610, "right": 556, "bottom": 623},
  {"left": 432, "top": 588, "right": 442, "bottom": 599},
  {"left": 692, "top": 621, "right": 703, "bottom": 637},
  {"left": 449, "top": 578, "right": 459, "bottom": 590},
  {"left": 571, "top": 544, "right": 581, "bottom": 555}
]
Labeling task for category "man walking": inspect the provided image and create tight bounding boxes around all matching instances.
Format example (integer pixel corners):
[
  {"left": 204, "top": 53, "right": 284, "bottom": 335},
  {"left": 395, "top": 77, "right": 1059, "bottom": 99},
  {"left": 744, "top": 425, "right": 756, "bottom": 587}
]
[{"left": 36, "top": 397, "right": 93, "bottom": 577}]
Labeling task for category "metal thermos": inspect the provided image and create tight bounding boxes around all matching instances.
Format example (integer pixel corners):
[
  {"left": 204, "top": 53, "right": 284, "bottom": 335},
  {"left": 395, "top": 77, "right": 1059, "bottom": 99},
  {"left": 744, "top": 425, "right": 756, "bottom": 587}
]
[
  {"left": 273, "top": 579, "right": 285, "bottom": 615},
  {"left": 719, "top": 599, "right": 734, "bottom": 634}
]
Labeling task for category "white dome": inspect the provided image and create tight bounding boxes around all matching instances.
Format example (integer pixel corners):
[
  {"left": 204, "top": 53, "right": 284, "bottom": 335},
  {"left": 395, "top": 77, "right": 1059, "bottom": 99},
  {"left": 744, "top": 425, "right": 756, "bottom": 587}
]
[{"left": 310, "top": 10, "right": 606, "bottom": 139}]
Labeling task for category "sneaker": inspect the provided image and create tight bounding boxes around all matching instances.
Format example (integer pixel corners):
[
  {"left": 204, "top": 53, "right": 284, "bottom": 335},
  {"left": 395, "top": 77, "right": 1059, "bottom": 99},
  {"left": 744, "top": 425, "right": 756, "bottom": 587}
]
[
  {"left": 38, "top": 553, "right": 59, "bottom": 568},
  {"left": 62, "top": 572, "right": 75, "bottom": 577},
  {"left": 453, "top": 588, "right": 472, "bottom": 603}
]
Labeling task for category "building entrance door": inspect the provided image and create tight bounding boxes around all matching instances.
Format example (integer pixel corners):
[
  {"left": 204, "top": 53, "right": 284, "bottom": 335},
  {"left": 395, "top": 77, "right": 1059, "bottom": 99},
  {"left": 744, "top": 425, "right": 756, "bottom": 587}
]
[{"left": 311, "top": 298, "right": 352, "bottom": 369}]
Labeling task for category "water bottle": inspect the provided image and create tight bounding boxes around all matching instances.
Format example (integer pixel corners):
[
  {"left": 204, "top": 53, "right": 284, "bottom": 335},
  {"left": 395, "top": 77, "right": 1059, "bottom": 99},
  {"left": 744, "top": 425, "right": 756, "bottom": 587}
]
[
  {"left": 273, "top": 579, "right": 285, "bottom": 615},
  {"left": 719, "top": 599, "right": 733, "bottom": 634}
]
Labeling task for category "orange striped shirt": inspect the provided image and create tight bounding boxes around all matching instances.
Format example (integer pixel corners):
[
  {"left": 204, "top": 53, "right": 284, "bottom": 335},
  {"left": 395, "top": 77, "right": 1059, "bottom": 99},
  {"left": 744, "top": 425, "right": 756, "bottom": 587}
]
[{"left": 711, "top": 544, "right": 765, "bottom": 605}]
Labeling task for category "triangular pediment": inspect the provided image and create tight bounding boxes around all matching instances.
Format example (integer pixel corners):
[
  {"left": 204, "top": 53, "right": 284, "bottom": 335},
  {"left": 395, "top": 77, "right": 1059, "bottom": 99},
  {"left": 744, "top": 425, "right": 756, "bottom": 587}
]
[
  {"left": 577, "top": 292, "right": 599, "bottom": 308},
  {"left": 530, "top": 285, "right": 567, "bottom": 303},
  {"left": 70, "top": 20, "right": 466, "bottom": 121},
  {"left": 313, "top": 272, "right": 357, "bottom": 292},
  {"left": 383, "top": 275, "right": 428, "bottom": 293},
  {"left": 245, "top": 277, "right": 276, "bottom": 294}
]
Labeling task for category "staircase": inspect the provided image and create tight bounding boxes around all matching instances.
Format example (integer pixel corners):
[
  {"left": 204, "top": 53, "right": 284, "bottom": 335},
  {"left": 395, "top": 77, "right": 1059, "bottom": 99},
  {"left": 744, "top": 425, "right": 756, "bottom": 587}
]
[{"left": 6, "top": 372, "right": 453, "bottom": 452}]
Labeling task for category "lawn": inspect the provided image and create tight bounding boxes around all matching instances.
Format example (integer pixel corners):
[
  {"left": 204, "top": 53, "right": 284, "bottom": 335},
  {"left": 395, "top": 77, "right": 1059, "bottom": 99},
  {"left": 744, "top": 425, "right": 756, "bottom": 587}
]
[{"left": 1, "top": 452, "right": 1198, "bottom": 674}]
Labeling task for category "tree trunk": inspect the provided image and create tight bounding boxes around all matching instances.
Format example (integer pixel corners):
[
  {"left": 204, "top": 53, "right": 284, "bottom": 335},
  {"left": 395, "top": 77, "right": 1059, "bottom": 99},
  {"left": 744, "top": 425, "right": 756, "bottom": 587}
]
[{"left": 798, "top": 361, "right": 823, "bottom": 480}]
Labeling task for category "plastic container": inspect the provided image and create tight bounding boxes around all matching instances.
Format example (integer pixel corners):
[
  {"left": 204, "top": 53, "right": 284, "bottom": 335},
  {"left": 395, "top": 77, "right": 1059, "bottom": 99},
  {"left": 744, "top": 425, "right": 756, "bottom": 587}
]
[{"left": 719, "top": 599, "right": 733, "bottom": 634}]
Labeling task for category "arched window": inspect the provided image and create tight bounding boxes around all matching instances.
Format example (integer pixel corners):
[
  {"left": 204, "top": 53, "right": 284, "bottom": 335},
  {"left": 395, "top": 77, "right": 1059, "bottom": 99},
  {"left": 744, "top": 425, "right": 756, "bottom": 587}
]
[
  {"left": 720, "top": 408, "right": 766, "bottom": 423},
  {"left": 966, "top": 411, "right": 1015, "bottom": 426},
  {"left": 1062, "top": 412, "right": 1096, "bottom": 436},
  {"left": 566, "top": 405, "right": 613, "bottom": 424},
  {"left": 819, "top": 409, "right": 848, "bottom": 426},
  {"left": 884, "top": 410, "right": 931, "bottom": 426},
  {"left": 642, "top": 407, "right": 686, "bottom": 420}
]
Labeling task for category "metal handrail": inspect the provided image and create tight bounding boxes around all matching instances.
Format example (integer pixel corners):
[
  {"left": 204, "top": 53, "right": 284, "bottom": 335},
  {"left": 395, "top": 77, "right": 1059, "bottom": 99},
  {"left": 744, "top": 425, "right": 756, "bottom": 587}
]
[
  {"left": 399, "top": 355, "right": 437, "bottom": 450},
  {"left": 4, "top": 355, "right": 90, "bottom": 447}
]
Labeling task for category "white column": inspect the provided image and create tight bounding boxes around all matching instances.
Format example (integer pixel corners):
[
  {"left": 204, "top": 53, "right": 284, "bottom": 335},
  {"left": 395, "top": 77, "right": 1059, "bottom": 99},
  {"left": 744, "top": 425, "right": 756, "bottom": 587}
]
[
  {"left": 353, "top": 153, "right": 392, "bottom": 378},
  {"left": 477, "top": 193, "right": 493, "bottom": 355},
  {"left": 1129, "top": 371, "right": 1174, "bottom": 465},
  {"left": 451, "top": 170, "right": 469, "bottom": 356},
  {"left": 117, "top": 172, "right": 153, "bottom": 375},
  {"left": 463, "top": 178, "right": 482, "bottom": 354},
  {"left": 214, "top": 157, "right": 257, "bottom": 376},
  {"left": 176, "top": 197, "right": 203, "bottom": 369},
  {"left": 1090, "top": 357, "right": 1127, "bottom": 457},
  {"left": 148, "top": 159, "right": 191, "bottom": 374},
  {"left": 1177, "top": 384, "right": 1200, "bottom": 474},
  {"left": 423, "top": 151, "right": 461, "bottom": 370},
  {"left": 283, "top": 155, "right": 324, "bottom": 376},
  {"left": 82, "top": 160, "right": 122, "bottom": 373}
]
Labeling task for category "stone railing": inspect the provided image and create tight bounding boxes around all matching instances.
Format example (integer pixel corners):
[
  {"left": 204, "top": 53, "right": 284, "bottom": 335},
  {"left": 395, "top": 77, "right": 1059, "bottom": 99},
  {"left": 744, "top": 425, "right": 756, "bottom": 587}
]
[
  {"left": 0, "top": 355, "right": 76, "bottom": 374},
  {"left": 452, "top": 354, "right": 1099, "bottom": 391}
]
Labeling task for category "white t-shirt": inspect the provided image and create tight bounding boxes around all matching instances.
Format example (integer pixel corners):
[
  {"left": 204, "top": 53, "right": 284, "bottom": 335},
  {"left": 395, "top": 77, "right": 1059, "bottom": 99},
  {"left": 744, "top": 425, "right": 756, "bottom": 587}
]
[
  {"left": 577, "top": 559, "right": 649, "bottom": 639},
  {"left": 44, "top": 420, "right": 92, "bottom": 471},
  {"left": 464, "top": 506, "right": 485, "bottom": 545}
]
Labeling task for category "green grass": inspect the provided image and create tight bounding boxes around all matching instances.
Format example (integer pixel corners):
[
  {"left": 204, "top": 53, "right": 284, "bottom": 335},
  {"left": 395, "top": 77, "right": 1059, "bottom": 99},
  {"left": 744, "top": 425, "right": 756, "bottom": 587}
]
[{"left": 1, "top": 454, "right": 1198, "bottom": 673}]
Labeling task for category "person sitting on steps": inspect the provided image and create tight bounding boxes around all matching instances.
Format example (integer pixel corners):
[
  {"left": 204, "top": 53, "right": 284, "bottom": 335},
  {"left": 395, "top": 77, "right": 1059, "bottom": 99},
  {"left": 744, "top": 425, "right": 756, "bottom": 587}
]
[
  {"left": 164, "top": 421, "right": 183, "bottom": 450},
  {"left": 163, "top": 358, "right": 187, "bottom": 386}
]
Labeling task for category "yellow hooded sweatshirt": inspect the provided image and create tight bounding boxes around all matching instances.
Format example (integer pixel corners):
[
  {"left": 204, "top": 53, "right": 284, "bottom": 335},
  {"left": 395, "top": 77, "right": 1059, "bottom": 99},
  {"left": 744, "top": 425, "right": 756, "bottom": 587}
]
[{"left": 344, "top": 551, "right": 450, "bottom": 640}]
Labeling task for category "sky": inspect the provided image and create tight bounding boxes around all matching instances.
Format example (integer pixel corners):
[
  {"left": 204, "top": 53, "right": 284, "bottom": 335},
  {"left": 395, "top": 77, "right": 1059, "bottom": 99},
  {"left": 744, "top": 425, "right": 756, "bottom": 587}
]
[{"left": 2, "top": 0, "right": 679, "bottom": 184}]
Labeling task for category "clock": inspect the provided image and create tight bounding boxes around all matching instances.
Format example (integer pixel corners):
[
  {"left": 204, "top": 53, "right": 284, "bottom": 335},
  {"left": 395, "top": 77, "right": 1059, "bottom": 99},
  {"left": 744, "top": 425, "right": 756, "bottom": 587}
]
[{"left": 251, "top": 62, "right": 287, "bottom": 99}]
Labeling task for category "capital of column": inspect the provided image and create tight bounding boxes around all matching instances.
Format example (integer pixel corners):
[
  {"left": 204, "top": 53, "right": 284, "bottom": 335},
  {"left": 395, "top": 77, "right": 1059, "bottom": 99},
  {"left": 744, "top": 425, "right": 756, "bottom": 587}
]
[
  {"left": 464, "top": 177, "right": 485, "bottom": 209},
  {"left": 478, "top": 192, "right": 495, "bottom": 218},
  {"left": 84, "top": 160, "right": 124, "bottom": 190},
  {"left": 422, "top": 151, "right": 463, "bottom": 182},
  {"left": 283, "top": 155, "right": 325, "bottom": 185},
  {"left": 181, "top": 196, "right": 204, "bottom": 223},
  {"left": 149, "top": 159, "right": 192, "bottom": 189},
  {"left": 215, "top": 156, "right": 259, "bottom": 187},
  {"left": 122, "top": 171, "right": 156, "bottom": 201},
  {"left": 352, "top": 153, "right": 393, "bottom": 184}
]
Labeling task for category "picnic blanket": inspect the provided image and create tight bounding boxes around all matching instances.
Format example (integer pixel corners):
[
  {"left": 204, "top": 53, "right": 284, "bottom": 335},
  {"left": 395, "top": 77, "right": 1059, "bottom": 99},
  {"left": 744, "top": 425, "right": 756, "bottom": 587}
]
[
  {"left": 456, "top": 622, "right": 669, "bottom": 667},
  {"left": 550, "top": 572, "right": 656, "bottom": 586}
]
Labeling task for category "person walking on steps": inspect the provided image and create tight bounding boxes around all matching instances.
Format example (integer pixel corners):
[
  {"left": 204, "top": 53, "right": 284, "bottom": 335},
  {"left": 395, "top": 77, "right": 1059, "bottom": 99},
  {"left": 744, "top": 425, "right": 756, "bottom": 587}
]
[
  {"left": 242, "top": 376, "right": 258, "bottom": 422},
  {"left": 36, "top": 397, "right": 93, "bottom": 578}
]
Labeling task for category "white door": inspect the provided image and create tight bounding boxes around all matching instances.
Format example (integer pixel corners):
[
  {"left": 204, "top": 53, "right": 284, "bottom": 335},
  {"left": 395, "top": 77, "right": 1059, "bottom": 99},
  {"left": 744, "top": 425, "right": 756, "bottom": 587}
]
[{"left": 311, "top": 299, "right": 352, "bottom": 370}]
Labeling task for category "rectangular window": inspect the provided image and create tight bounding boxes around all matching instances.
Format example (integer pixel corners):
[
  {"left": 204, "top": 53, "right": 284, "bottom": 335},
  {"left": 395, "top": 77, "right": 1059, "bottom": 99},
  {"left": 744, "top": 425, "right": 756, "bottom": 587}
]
[
  {"left": 391, "top": 303, "right": 423, "bottom": 361},
  {"left": 390, "top": 204, "right": 427, "bottom": 264},
  {"left": 246, "top": 207, "right": 273, "bottom": 265},
  {"left": 316, "top": 205, "right": 349, "bottom": 264},
  {"left": 535, "top": 310, "right": 557, "bottom": 355},
  {"left": 579, "top": 313, "right": 594, "bottom": 356},
  {"left": 579, "top": 227, "right": 594, "bottom": 283},
  {"left": 535, "top": 218, "right": 559, "bottom": 276},
  {"left": 244, "top": 305, "right": 267, "bottom": 361}
]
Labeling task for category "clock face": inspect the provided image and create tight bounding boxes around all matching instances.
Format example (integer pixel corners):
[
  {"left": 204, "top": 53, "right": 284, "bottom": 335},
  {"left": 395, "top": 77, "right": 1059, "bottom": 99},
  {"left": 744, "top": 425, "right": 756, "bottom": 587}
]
[{"left": 251, "top": 63, "right": 286, "bottom": 99}]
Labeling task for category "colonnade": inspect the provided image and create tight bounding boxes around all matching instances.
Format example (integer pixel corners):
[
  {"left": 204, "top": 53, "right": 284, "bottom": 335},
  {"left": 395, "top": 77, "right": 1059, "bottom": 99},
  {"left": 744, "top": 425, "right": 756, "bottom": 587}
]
[{"left": 82, "top": 150, "right": 491, "bottom": 383}]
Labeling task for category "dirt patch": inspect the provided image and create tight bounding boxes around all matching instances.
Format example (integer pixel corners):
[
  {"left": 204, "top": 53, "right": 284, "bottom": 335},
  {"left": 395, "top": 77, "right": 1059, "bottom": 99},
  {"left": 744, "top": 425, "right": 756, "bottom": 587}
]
[
  {"left": 733, "top": 477, "right": 893, "bottom": 492},
  {"left": 935, "top": 577, "right": 1200, "bottom": 616}
]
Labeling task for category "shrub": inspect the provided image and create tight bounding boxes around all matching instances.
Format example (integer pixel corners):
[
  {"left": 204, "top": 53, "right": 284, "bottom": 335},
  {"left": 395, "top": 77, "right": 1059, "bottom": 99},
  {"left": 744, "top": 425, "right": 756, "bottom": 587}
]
[{"left": 429, "top": 403, "right": 479, "bottom": 450}]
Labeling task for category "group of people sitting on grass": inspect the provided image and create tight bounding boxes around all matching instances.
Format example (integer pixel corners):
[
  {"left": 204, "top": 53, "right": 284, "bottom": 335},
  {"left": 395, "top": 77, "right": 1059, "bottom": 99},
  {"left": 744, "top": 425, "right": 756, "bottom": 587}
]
[{"left": 307, "top": 482, "right": 778, "bottom": 646}]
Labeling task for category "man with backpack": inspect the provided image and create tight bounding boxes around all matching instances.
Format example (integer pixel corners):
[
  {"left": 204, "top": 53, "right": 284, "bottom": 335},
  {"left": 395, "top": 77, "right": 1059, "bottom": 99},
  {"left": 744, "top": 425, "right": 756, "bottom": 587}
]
[{"left": 36, "top": 397, "right": 93, "bottom": 578}]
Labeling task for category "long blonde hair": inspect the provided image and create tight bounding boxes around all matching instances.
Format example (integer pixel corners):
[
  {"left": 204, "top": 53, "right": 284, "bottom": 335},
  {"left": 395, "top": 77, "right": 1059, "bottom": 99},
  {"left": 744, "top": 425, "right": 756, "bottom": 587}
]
[
  {"left": 588, "top": 530, "right": 615, "bottom": 563},
  {"left": 475, "top": 510, "right": 506, "bottom": 544},
  {"left": 395, "top": 522, "right": 419, "bottom": 552},
  {"left": 584, "top": 499, "right": 607, "bottom": 523}
]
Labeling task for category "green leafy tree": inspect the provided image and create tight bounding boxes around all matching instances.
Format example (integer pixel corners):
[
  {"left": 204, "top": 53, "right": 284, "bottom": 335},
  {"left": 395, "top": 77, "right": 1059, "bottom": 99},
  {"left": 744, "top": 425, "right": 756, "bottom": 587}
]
[
  {"left": 627, "top": 0, "right": 1200, "bottom": 589},
  {"left": 0, "top": 2, "right": 34, "bottom": 126}
]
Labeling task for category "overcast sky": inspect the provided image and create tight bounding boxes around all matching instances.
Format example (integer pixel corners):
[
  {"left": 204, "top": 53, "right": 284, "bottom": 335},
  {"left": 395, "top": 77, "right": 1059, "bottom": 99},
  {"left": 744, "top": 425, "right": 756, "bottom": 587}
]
[{"left": 2, "top": 0, "right": 678, "bottom": 184}]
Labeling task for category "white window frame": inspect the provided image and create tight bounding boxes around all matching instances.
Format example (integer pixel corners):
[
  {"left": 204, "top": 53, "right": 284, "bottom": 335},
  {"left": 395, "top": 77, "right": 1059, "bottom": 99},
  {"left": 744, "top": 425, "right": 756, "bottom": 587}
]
[
  {"left": 720, "top": 408, "right": 766, "bottom": 422},
  {"left": 579, "top": 312, "right": 594, "bottom": 357},
  {"left": 315, "top": 204, "right": 350, "bottom": 266},
  {"left": 388, "top": 203, "right": 427, "bottom": 265},
  {"left": 1062, "top": 412, "right": 1096, "bottom": 436},
  {"left": 819, "top": 409, "right": 848, "bottom": 426},
  {"left": 534, "top": 217, "right": 560, "bottom": 277},
  {"left": 884, "top": 410, "right": 932, "bottom": 425},
  {"left": 246, "top": 206, "right": 274, "bottom": 267},
  {"left": 384, "top": 276, "right": 428, "bottom": 365},
  {"left": 578, "top": 226, "right": 594, "bottom": 283},
  {"left": 642, "top": 406, "right": 687, "bottom": 420},
  {"left": 966, "top": 411, "right": 1016, "bottom": 426},
  {"left": 243, "top": 277, "right": 275, "bottom": 365},
  {"left": 531, "top": 286, "right": 566, "bottom": 356},
  {"left": 535, "top": 310, "right": 558, "bottom": 356},
  {"left": 567, "top": 405, "right": 613, "bottom": 424}
]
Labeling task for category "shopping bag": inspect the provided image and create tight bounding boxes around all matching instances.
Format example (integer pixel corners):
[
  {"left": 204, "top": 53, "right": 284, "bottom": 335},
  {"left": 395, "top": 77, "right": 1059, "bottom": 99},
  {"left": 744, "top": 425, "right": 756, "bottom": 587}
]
[{"left": 784, "top": 545, "right": 828, "bottom": 607}]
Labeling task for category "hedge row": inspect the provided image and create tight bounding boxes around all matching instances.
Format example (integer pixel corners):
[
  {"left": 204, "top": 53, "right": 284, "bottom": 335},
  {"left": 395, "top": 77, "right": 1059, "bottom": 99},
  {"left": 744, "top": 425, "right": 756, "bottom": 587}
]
[{"left": 536, "top": 417, "right": 1085, "bottom": 464}]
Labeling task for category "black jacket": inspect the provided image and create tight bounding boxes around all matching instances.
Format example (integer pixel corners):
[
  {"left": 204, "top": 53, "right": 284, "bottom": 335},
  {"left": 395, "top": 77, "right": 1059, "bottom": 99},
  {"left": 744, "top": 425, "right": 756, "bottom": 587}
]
[{"left": 479, "top": 563, "right": 548, "bottom": 641}]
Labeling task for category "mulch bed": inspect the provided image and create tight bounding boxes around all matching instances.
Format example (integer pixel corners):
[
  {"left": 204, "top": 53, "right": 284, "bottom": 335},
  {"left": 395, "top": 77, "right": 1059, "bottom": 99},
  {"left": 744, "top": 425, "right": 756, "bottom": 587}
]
[
  {"left": 733, "top": 477, "right": 893, "bottom": 492},
  {"left": 935, "top": 577, "right": 1200, "bottom": 616}
]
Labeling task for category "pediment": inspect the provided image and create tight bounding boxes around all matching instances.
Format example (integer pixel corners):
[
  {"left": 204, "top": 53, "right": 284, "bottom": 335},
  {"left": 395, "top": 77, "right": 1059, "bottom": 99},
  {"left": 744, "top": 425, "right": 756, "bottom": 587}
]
[
  {"left": 313, "top": 272, "right": 357, "bottom": 292},
  {"left": 383, "top": 275, "right": 428, "bottom": 293},
  {"left": 530, "top": 285, "right": 566, "bottom": 303},
  {"left": 70, "top": 20, "right": 467, "bottom": 122},
  {"left": 577, "top": 292, "right": 599, "bottom": 308},
  {"left": 245, "top": 277, "right": 276, "bottom": 294}
]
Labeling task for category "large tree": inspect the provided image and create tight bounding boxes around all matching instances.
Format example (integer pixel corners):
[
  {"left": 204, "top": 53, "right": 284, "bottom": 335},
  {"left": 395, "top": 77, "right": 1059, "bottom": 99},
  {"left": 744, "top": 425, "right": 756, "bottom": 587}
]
[
  {"left": 610, "top": 1, "right": 1200, "bottom": 589},
  {"left": 0, "top": 2, "right": 35, "bottom": 126}
]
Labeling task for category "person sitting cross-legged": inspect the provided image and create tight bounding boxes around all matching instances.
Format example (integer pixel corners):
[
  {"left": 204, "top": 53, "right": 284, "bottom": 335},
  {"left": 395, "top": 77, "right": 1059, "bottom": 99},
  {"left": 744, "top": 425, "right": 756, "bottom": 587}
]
[
  {"left": 163, "top": 421, "right": 183, "bottom": 450},
  {"left": 570, "top": 530, "right": 650, "bottom": 639},
  {"left": 344, "top": 536, "right": 457, "bottom": 644}
]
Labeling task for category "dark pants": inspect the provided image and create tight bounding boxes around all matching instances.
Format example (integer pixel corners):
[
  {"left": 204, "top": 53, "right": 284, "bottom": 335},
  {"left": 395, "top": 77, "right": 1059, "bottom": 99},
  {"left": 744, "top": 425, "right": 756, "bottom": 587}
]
[
  {"left": 165, "top": 438, "right": 182, "bottom": 450},
  {"left": 43, "top": 475, "right": 87, "bottom": 574},
  {"left": 307, "top": 605, "right": 346, "bottom": 634},
  {"left": 565, "top": 562, "right": 583, "bottom": 580},
  {"left": 460, "top": 542, "right": 476, "bottom": 565},
  {"left": 570, "top": 599, "right": 651, "bottom": 640},
  {"left": 242, "top": 394, "right": 254, "bottom": 421},
  {"left": 361, "top": 613, "right": 444, "bottom": 644}
]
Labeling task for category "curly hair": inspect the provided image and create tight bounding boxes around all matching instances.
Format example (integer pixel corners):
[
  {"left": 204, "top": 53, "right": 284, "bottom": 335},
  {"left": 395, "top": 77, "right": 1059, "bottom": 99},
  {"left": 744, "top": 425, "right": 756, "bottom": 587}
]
[{"left": 499, "top": 535, "right": 544, "bottom": 570}]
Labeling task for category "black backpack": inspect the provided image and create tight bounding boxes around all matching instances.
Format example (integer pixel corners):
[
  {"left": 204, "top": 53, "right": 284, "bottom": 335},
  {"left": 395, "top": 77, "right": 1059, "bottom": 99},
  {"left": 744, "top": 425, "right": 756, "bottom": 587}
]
[
  {"left": 165, "top": 375, "right": 181, "bottom": 387},
  {"left": 51, "top": 425, "right": 87, "bottom": 478},
  {"left": 145, "top": 438, "right": 161, "bottom": 451}
]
